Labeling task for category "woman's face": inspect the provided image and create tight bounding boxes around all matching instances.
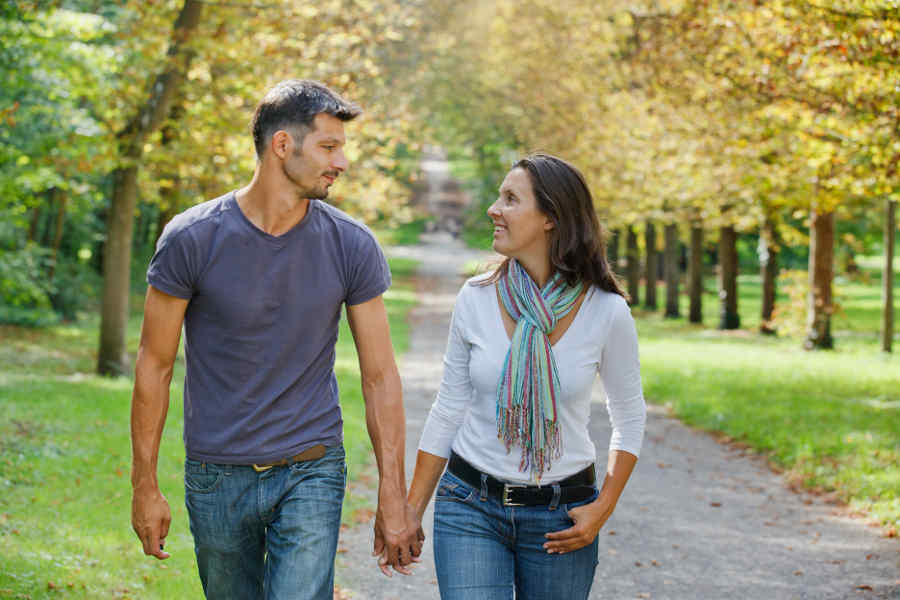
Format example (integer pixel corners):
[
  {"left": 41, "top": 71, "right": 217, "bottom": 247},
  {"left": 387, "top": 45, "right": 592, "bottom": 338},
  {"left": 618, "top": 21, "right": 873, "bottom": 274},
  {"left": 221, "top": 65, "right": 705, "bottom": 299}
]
[{"left": 487, "top": 167, "right": 554, "bottom": 260}]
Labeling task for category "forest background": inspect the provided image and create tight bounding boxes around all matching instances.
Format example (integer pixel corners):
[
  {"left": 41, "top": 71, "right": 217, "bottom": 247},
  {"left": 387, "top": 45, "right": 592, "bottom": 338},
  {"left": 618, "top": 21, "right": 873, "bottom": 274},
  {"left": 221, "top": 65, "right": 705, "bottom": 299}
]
[{"left": 1, "top": 0, "right": 898, "bottom": 596}]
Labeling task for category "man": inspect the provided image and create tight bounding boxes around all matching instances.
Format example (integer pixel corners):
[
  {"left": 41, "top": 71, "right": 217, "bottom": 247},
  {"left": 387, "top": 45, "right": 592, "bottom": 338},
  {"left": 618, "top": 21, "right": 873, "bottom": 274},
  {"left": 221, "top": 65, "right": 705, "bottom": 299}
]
[{"left": 130, "top": 79, "right": 420, "bottom": 599}]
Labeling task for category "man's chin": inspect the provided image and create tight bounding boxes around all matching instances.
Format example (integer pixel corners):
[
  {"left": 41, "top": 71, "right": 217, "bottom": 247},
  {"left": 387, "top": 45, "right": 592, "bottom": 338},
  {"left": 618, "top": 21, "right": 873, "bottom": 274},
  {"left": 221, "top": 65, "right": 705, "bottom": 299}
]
[{"left": 302, "top": 187, "right": 330, "bottom": 201}]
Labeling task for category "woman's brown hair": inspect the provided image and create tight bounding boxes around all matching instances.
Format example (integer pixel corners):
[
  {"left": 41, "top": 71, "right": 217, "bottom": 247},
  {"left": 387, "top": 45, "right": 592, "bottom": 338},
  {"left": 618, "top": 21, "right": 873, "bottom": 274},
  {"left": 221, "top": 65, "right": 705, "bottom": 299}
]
[{"left": 478, "top": 153, "right": 627, "bottom": 299}]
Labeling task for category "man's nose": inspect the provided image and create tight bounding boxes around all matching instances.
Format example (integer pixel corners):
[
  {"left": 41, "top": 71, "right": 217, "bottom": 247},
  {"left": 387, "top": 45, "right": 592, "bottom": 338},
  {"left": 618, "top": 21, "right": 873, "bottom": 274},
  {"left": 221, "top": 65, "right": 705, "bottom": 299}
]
[{"left": 333, "top": 150, "right": 349, "bottom": 172}]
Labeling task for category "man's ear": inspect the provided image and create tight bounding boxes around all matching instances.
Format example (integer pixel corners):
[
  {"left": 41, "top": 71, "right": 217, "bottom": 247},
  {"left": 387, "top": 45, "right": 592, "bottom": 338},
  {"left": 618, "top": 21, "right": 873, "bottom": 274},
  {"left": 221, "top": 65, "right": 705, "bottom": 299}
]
[{"left": 270, "top": 130, "right": 292, "bottom": 159}]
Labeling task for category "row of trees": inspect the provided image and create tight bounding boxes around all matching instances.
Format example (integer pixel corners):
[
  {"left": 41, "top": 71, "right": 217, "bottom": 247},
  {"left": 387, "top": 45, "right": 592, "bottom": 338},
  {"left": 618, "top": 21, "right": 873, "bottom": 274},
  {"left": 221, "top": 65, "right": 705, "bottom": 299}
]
[
  {"left": 3, "top": 0, "right": 897, "bottom": 379},
  {"left": 416, "top": 0, "right": 898, "bottom": 351}
]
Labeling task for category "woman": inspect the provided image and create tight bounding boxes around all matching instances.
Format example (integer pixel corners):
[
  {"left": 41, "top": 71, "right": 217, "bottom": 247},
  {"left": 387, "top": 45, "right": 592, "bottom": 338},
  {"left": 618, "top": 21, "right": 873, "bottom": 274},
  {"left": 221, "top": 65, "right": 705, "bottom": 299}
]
[{"left": 406, "top": 153, "right": 646, "bottom": 599}]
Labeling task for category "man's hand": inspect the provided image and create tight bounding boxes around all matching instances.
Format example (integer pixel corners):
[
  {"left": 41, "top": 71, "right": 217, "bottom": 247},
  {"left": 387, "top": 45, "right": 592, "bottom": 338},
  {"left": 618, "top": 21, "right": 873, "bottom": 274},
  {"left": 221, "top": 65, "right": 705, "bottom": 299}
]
[
  {"left": 131, "top": 486, "right": 172, "bottom": 559},
  {"left": 372, "top": 498, "right": 423, "bottom": 576}
]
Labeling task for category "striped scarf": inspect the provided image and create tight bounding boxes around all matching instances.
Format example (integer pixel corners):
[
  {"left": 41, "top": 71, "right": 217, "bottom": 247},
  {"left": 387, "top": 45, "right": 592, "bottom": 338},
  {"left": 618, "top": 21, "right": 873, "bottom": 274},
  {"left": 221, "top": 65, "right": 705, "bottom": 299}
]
[{"left": 496, "top": 259, "right": 584, "bottom": 480}]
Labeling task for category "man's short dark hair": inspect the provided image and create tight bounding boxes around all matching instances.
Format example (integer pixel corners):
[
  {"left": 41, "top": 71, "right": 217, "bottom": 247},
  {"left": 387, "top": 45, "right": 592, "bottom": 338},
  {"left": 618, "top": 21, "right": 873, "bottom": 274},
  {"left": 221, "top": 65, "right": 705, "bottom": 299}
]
[{"left": 251, "top": 79, "right": 362, "bottom": 159}]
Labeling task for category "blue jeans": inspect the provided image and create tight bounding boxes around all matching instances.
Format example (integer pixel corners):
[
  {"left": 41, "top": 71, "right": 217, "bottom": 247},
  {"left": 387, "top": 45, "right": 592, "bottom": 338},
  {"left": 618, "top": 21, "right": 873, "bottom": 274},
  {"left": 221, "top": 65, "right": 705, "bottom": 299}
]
[
  {"left": 184, "top": 445, "right": 346, "bottom": 600},
  {"left": 433, "top": 470, "right": 599, "bottom": 600}
]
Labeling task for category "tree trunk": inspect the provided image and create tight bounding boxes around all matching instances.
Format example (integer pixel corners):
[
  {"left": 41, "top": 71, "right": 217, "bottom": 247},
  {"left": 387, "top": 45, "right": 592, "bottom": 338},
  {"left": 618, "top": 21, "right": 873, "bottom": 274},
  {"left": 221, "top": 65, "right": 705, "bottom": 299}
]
[
  {"left": 718, "top": 225, "right": 740, "bottom": 329},
  {"left": 688, "top": 225, "right": 703, "bottom": 323},
  {"left": 626, "top": 226, "right": 640, "bottom": 306},
  {"left": 644, "top": 222, "right": 658, "bottom": 310},
  {"left": 804, "top": 208, "right": 835, "bottom": 350},
  {"left": 97, "top": 0, "right": 203, "bottom": 376},
  {"left": 607, "top": 228, "right": 620, "bottom": 271},
  {"left": 883, "top": 199, "right": 896, "bottom": 353},
  {"left": 47, "top": 188, "right": 67, "bottom": 280},
  {"left": 664, "top": 223, "right": 680, "bottom": 318},
  {"left": 28, "top": 205, "right": 42, "bottom": 243},
  {"left": 759, "top": 218, "right": 778, "bottom": 335}
]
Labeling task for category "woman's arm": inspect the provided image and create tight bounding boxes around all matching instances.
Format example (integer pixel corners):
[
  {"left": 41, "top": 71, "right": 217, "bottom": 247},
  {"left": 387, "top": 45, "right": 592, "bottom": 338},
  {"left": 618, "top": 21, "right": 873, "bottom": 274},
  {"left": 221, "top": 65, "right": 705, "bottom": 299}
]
[
  {"left": 407, "top": 450, "right": 449, "bottom": 520},
  {"left": 543, "top": 449, "right": 637, "bottom": 553},
  {"left": 545, "top": 298, "right": 646, "bottom": 554}
]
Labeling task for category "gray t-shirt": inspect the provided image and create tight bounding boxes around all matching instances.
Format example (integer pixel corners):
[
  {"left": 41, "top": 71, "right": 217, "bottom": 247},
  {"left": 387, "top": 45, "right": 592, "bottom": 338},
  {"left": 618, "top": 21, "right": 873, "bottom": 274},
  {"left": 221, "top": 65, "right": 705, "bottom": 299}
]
[{"left": 147, "top": 191, "right": 391, "bottom": 464}]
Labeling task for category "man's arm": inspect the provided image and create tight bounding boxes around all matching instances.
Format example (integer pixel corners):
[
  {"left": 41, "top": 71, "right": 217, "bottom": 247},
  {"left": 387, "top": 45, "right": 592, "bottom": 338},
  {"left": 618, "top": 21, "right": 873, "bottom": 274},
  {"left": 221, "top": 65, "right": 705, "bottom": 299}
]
[
  {"left": 130, "top": 286, "right": 189, "bottom": 560},
  {"left": 346, "top": 295, "right": 420, "bottom": 576}
]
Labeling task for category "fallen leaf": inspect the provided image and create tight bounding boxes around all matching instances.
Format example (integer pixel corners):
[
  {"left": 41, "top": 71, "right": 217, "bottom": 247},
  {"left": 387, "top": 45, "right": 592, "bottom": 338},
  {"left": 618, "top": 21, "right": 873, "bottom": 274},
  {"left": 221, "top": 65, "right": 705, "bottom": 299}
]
[
  {"left": 884, "top": 527, "right": 897, "bottom": 538},
  {"left": 651, "top": 560, "right": 661, "bottom": 567},
  {"left": 710, "top": 502, "right": 722, "bottom": 507},
  {"left": 634, "top": 561, "right": 643, "bottom": 567},
  {"left": 794, "top": 570, "right": 803, "bottom": 576},
  {"left": 47, "top": 582, "right": 57, "bottom": 590},
  {"left": 608, "top": 530, "right": 616, "bottom": 535},
  {"left": 866, "top": 554, "right": 876, "bottom": 560},
  {"left": 856, "top": 585, "right": 873, "bottom": 591}
]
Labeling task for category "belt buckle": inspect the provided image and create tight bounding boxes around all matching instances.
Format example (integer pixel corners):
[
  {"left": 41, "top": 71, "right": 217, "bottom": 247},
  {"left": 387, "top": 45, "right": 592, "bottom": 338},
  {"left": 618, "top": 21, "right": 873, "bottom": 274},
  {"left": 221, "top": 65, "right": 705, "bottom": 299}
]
[
  {"left": 502, "top": 483, "right": 526, "bottom": 506},
  {"left": 252, "top": 463, "right": 273, "bottom": 472}
]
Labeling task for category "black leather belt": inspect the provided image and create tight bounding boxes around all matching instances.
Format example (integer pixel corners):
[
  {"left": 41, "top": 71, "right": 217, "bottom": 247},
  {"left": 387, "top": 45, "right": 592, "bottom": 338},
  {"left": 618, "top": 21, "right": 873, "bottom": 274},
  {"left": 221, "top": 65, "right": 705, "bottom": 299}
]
[
  {"left": 447, "top": 451, "right": 596, "bottom": 507},
  {"left": 252, "top": 444, "right": 327, "bottom": 472}
]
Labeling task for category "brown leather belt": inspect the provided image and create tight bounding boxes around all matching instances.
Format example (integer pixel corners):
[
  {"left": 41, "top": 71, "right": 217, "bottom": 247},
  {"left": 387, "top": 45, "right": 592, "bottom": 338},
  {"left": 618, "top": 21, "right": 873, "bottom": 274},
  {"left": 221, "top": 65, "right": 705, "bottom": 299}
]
[{"left": 251, "top": 444, "right": 327, "bottom": 472}]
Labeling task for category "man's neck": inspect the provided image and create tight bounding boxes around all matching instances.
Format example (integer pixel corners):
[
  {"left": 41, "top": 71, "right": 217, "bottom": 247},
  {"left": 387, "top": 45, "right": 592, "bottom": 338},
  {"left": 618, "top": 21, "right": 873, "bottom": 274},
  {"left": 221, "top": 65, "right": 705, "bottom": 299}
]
[{"left": 236, "top": 172, "right": 310, "bottom": 237}]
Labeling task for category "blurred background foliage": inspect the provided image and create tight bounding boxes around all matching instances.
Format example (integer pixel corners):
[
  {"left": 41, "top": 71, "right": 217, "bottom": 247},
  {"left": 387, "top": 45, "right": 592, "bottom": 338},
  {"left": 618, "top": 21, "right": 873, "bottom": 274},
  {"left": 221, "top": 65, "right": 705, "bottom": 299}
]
[{"left": 1, "top": 0, "right": 897, "bottom": 355}]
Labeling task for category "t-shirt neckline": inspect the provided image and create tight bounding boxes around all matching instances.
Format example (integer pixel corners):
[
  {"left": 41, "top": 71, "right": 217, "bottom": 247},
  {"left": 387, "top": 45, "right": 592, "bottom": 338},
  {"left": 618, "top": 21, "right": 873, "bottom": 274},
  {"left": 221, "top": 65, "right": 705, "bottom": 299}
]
[{"left": 228, "top": 191, "right": 317, "bottom": 246}]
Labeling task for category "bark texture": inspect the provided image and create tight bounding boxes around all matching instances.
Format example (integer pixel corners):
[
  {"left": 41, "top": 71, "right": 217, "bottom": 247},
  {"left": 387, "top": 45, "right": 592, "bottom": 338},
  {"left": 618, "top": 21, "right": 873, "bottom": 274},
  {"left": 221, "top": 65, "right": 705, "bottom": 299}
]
[
  {"left": 688, "top": 225, "right": 703, "bottom": 323},
  {"left": 644, "top": 222, "right": 658, "bottom": 310},
  {"left": 626, "top": 226, "right": 640, "bottom": 306},
  {"left": 882, "top": 199, "right": 895, "bottom": 353},
  {"left": 805, "top": 208, "right": 835, "bottom": 350},
  {"left": 664, "top": 223, "right": 680, "bottom": 318},
  {"left": 718, "top": 225, "right": 740, "bottom": 329}
]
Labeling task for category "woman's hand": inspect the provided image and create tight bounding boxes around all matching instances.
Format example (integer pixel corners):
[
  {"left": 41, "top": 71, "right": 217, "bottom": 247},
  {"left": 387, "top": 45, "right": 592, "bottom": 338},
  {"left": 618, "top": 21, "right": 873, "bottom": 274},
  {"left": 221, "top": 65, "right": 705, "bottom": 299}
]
[{"left": 543, "top": 495, "right": 615, "bottom": 554}]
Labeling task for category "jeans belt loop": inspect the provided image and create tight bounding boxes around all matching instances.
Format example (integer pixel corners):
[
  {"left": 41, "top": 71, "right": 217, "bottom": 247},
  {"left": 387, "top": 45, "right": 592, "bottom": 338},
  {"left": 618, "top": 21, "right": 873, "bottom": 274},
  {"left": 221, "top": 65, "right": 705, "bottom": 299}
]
[
  {"left": 479, "top": 473, "right": 488, "bottom": 501},
  {"left": 549, "top": 483, "right": 562, "bottom": 511}
]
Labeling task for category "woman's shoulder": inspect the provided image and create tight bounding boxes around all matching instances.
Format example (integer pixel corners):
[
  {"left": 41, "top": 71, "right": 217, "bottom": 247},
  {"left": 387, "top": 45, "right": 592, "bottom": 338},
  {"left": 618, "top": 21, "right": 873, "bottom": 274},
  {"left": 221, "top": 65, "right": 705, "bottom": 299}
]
[
  {"left": 452, "top": 273, "right": 495, "bottom": 312},
  {"left": 583, "top": 285, "right": 631, "bottom": 320}
]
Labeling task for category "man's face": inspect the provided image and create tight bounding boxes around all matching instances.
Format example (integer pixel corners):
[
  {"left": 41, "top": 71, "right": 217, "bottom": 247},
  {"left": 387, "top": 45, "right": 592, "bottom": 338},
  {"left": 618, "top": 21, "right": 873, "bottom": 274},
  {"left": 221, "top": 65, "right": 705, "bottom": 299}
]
[{"left": 281, "top": 112, "right": 349, "bottom": 200}]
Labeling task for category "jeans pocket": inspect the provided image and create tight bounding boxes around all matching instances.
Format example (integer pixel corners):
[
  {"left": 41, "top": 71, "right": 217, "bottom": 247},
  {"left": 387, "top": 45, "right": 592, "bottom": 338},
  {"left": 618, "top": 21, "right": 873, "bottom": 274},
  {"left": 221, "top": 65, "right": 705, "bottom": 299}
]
[
  {"left": 435, "top": 472, "right": 477, "bottom": 503},
  {"left": 184, "top": 461, "right": 225, "bottom": 494}
]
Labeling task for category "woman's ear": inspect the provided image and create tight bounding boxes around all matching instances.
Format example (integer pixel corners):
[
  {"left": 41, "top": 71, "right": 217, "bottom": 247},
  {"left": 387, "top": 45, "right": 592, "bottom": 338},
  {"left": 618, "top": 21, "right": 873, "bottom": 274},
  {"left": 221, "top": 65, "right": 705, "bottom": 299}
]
[{"left": 543, "top": 218, "right": 555, "bottom": 232}]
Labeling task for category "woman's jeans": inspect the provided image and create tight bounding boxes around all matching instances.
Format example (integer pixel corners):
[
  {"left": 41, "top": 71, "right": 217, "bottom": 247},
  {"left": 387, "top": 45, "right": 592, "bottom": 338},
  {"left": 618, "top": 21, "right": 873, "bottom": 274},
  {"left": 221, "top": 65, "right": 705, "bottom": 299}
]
[
  {"left": 184, "top": 445, "right": 346, "bottom": 600},
  {"left": 434, "top": 469, "right": 600, "bottom": 600}
]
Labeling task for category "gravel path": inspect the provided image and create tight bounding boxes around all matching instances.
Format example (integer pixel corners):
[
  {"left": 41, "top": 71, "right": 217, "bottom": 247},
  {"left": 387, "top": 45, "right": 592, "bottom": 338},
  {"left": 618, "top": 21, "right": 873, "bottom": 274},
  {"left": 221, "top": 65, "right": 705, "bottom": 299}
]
[{"left": 334, "top": 232, "right": 899, "bottom": 600}]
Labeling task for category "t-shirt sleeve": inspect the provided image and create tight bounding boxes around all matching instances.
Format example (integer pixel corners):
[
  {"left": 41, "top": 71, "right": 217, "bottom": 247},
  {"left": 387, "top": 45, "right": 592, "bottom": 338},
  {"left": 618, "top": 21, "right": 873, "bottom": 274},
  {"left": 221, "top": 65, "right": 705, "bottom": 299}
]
[
  {"left": 345, "top": 227, "right": 392, "bottom": 306},
  {"left": 146, "top": 223, "right": 201, "bottom": 300}
]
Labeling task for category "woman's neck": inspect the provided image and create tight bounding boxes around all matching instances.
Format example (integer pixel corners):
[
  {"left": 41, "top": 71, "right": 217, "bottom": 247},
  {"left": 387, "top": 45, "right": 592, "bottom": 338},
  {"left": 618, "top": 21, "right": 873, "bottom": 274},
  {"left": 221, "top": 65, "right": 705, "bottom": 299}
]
[{"left": 514, "top": 254, "right": 553, "bottom": 288}]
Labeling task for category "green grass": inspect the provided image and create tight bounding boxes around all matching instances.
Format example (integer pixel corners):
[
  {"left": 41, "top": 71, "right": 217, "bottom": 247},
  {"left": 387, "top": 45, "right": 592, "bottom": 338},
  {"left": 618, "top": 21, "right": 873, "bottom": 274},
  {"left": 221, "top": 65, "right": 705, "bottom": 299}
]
[
  {"left": 0, "top": 257, "right": 419, "bottom": 599},
  {"left": 632, "top": 266, "right": 899, "bottom": 528}
]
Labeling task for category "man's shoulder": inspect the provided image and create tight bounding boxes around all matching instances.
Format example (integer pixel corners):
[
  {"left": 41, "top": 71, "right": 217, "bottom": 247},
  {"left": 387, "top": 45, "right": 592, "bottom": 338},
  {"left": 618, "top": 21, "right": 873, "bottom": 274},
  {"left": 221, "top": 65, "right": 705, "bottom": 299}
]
[
  {"left": 160, "top": 193, "right": 234, "bottom": 247},
  {"left": 313, "top": 201, "right": 378, "bottom": 242}
]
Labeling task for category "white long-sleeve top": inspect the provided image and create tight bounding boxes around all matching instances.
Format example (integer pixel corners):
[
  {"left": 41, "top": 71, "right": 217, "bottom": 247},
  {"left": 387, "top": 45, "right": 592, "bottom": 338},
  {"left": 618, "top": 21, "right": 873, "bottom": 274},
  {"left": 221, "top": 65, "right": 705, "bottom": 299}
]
[{"left": 418, "top": 275, "right": 647, "bottom": 484}]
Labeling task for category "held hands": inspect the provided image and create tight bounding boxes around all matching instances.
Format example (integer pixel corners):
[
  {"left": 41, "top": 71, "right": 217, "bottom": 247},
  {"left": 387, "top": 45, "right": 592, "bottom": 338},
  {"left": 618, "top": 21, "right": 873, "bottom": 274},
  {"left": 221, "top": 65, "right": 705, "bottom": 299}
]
[
  {"left": 543, "top": 494, "right": 615, "bottom": 554},
  {"left": 372, "top": 498, "right": 424, "bottom": 576},
  {"left": 131, "top": 487, "right": 172, "bottom": 560}
]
